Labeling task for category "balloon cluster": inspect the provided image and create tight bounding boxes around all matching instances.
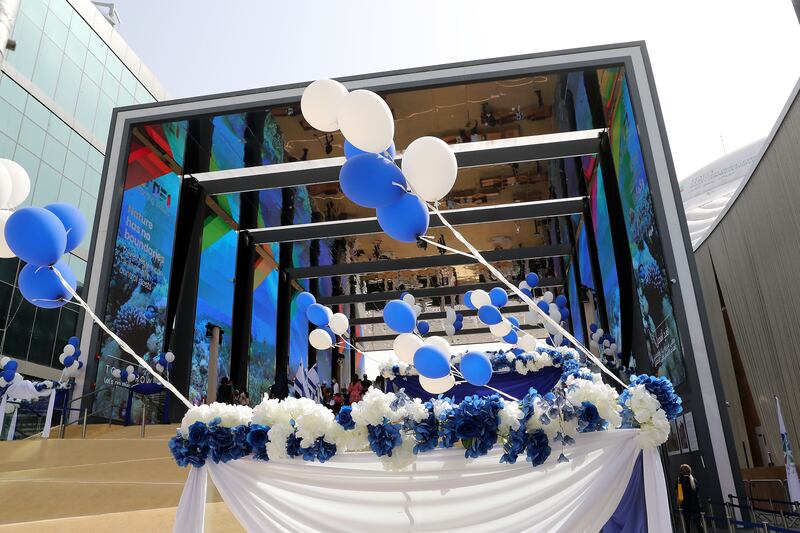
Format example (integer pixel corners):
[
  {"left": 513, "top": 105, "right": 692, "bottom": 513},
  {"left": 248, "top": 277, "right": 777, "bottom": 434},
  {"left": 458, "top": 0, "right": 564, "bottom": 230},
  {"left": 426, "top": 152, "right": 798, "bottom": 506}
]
[
  {"left": 297, "top": 292, "right": 350, "bottom": 351},
  {"left": 588, "top": 324, "right": 619, "bottom": 361},
  {"left": 0, "top": 355, "right": 22, "bottom": 391},
  {"left": 154, "top": 351, "right": 176, "bottom": 373},
  {"left": 301, "top": 80, "right": 458, "bottom": 243},
  {"left": 0, "top": 159, "right": 87, "bottom": 309},
  {"left": 112, "top": 365, "right": 138, "bottom": 384},
  {"left": 442, "top": 307, "right": 464, "bottom": 337},
  {"left": 57, "top": 336, "right": 84, "bottom": 378}
]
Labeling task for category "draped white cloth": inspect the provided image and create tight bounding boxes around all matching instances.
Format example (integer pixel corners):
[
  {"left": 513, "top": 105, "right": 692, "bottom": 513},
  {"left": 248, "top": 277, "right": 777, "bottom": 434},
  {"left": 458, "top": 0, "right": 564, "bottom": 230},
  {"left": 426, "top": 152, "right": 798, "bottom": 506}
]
[
  {"left": 174, "top": 429, "right": 670, "bottom": 533},
  {"left": 0, "top": 381, "right": 59, "bottom": 439}
]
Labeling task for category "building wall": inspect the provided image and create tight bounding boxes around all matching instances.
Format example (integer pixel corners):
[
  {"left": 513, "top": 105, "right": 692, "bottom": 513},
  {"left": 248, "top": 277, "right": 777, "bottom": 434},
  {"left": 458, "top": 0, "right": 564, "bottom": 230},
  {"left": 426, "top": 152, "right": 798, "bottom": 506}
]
[
  {"left": 0, "top": 0, "right": 165, "bottom": 379},
  {"left": 696, "top": 79, "right": 800, "bottom": 466}
]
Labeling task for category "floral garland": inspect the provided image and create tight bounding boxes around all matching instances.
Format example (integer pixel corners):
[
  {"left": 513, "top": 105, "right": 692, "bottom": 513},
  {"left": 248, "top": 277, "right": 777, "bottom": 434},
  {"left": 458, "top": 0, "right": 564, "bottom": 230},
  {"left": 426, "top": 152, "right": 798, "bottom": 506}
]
[
  {"left": 170, "top": 369, "right": 681, "bottom": 472},
  {"left": 379, "top": 346, "right": 579, "bottom": 381}
]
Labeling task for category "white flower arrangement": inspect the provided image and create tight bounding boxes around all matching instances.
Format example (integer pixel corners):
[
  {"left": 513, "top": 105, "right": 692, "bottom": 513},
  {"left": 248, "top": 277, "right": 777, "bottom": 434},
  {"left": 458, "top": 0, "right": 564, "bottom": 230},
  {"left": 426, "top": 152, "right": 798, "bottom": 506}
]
[
  {"left": 179, "top": 403, "right": 253, "bottom": 437},
  {"left": 565, "top": 373, "right": 622, "bottom": 428},
  {"left": 624, "top": 384, "right": 671, "bottom": 449},
  {"left": 351, "top": 387, "right": 397, "bottom": 426},
  {"left": 498, "top": 400, "right": 523, "bottom": 435}
]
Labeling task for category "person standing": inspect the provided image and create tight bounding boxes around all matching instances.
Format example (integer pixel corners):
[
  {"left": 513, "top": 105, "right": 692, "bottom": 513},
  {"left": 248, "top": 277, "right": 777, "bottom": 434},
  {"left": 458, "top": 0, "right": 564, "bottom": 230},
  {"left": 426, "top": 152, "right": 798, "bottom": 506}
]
[
  {"left": 269, "top": 373, "right": 290, "bottom": 400},
  {"left": 677, "top": 464, "right": 702, "bottom": 532},
  {"left": 217, "top": 377, "right": 234, "bottom": 404},
  {"left": 347, "top": 374, "right": 363, "bottom": 404},
  {"left": 332, "top": 378, "right": 340, "bottom": 395},
  {"left": 362, "top": 373, "right": 372, "bottom": 392}
]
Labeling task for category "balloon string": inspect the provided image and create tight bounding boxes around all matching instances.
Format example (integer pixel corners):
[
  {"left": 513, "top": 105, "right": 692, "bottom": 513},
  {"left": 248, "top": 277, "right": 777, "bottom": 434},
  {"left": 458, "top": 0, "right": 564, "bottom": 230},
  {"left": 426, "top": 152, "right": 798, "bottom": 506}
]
[
  {"left": 52, "top": 267, "right": 194, "bottom": 409},
  {"left": 418, "top": 236, "right": 474, "bottom": 259},
  {"left": 427, "top": 203, "right": 626, "bottom": 388}
]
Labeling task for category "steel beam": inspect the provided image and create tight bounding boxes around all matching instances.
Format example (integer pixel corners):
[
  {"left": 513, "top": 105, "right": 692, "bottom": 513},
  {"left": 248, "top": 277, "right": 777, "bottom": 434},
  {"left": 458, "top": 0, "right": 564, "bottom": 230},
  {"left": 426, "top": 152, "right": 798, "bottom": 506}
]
[
  {"left": 351, "top": 304, "right": 529, "bottom": 325},
  {"left": 316, "top": 279, "right": 564, "bottom": 305},
  {"left": 250, "top": 197, "right": 586, "bottom": 244},
  {"left": 192, "top": 130, "right": 603, "bottom": 195},
  {"left": 354, "top": 324, "right": 543, "bottom": 343},
  {"left": 287, "top": 244, "right": 571, "bottom": 279}
]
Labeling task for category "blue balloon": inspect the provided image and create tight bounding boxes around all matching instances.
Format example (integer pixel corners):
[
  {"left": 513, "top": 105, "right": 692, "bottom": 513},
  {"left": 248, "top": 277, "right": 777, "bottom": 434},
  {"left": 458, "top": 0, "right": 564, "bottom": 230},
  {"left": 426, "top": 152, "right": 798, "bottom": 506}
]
[
  {"left": 77, "top": 361, "right": 83, "bottom": 369},
  {"left": 526, "top": 272, "right": 540, "bottom": 288},
  {"left": 5, "top": 207, "right": 67, "bottom": 266},
  {"left": 323, "top": 326, "right": 337, "bottom": 345},
  {"left": 68, "top": 336, "right": 80, "bottom": 347},
  {"left": 339, "top": 153, "right": 406, "bottom": 208},
  {"left": 384, "top": 299, "right": 416, "bottom": 333},
  {"left": 454, "top": 321, "right": 463, "bottom": 332},
  {"left": 296, "top": 292, "right": 316, "bottom": 313},
  {"left": 306, "top": 303, "right": 331, "bottom": 327},
  {"left": 463, "top": 291, "right": 475, "bottom": 309},
  {"left": 18, "top": 261, "right": 77, "bottom": 309},
  {"left": 400, "top": 291, "right": 411, "bottom": 299},
  {"left": 555, "top": 294, "right": 568, "bottom": 308},
  {"left": 511, "top": 348, "right": 525, "bottom": 356},
  {"left": 44, "top": 203, "right": 86, "bottom": 253},
  {"left": 413, "top": 346, "right": 450, "bottom": 379},
  {"left": 73, "top": 349, "right": 81, "bottom": 357},
  {"left": 1, "top": 368, "right": 13, "bottom": 382},
  {"left": 508, "top": 316, "right": 520, "bottom": 329},
  {"left": 460, "top": 351, "right": 492, "bottom": 386},
  {"left": 521, "top": 288, "right": 533, "bottom": 298},
  {"left": 561, "top": 337, "right": 570, "bottom": 347},
  {"left": 589, "top": 323, "right": 599, "bottom": 333},
  {"left": 477, "top": 305, "right": 502, "bottom": 325},
  {"left": 376, "top": 193, "right": 429, "bottom": 242},
  {"left": 344, "top": 140, "right": 396, "bottom": 161},
  {"left": 417, "top": 320, "right": 430, "bottom": 335},
  {"left": 489, "top": 287, "right": 508, "bottom": 307},
  {"left": 560, "top": 307, "right": 570, "bottom": 320},
  {"left": 64, "top": 355, "right": 75, "bottom": 367},
  {"left": 119, "top": 370, "right": 128, "bottom": 381},
  {"left": 4, "top": 360, "right": 17, "bottom": 372},
  {"left": 545, "top": 337, "right": 554, "bottom": 346},
  {"left": 503, "top": 330, "right": 518, "bottom": 344},
  {"left": 455, "top": 313, "right": 464, "bottom": 322},
  {"left": 537, "top": 301, "right": 550, "bottom": 314}
]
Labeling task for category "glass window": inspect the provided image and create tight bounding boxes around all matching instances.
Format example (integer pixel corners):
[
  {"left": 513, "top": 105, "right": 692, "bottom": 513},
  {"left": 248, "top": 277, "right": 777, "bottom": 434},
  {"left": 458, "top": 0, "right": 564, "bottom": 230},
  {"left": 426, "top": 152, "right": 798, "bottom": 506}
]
[
  {"left": 18, "top": 118, "right": 46, "bottom": 155},
  {"left": 29, "top": 307, "right": 60, "bottom": 366},
  {"left": 93, "top": 93, "right": 114, "bottom": 140},
  {"left": 116, "top": 88, "right": 134, "bottom": 108},
  {"left": 21, "top": 0, "right": 49, "bottom": 29},
  {"left": 8, "top": 14, "right": 43, "bottom": 80},
  {"left": 0, "top": 260, "right": 19, "bottom": 285},
  {"left": 42, "top": 134, "right": 67, "bottom": 171},
  {"left": 58, "top": 173, "right": 82, "bottom": 204},
  {"left": 74, "top": 78, "right": 99, "bottom": 133},
  {"left": 3, "top": 292, "right": 34, "bottom": 359},
  {"left": 24, "top": 95, "right": 50, "bottom": 129},
  {"left": 43, "top": 10, "right": 69, "bottom": 48},
  {"left": 0, "top": 98, "right": 23, "bottom": 140},
  {"left": 11, "top": 146, "right": 41, "bottom": 185},
  {"left": 54, "top": 56, "right": 82, "bottom": 115},
  {"left": 105, "top": 52, "right": 123, "bottom": 81},
  {"left": 31, "top": 35, "right": 62, "bottom": 99},
  {"left": 87, "top": 148, "right": 104, "bottom": 172},
  {"left": 0, "top": 132, "right": 16, "bottom": 159},
  {"left": 134, "top": 83, "right": 154, "bottom": 104},
  {"left": 79, "top": 191, "right": 97, "bottom": 229},
  {"left": 48, "top": 0, "right": 73, "bottom": 25},
  {"left": 68, "top": 130, "right": 90, "bottom": 161},
  {"left": 83, "top": 52, "right": 103, "bottom": 85},
  {"left": 69, "top": 11, "right": 91, "bottom": 45},
  {"left": 63, "top": 151, "right": 85, "bottom": 186},
  {"left": 120, "top": 67, "right": 137, "bottom": 95},
  {"left": 31, "top": 162, "right": 60, "bottom": 205},
  {"left": 67, "top": 255, "right": 86, "bottom": 282},
  {"left": 87, "top": 31, "right": 107, "bottom": 63},
  {"left": 82, "top": 166, "right": 101, "bottom": 193},
  {"left": 48, "top": 114, "right": 71, "bottom": 146},
  {"left": 0, "top": 77, "right": 28, "bottom": 112},
  {"left": 63, "top": 31, "right": 87, "bottom": 69},
  {"left": 55, "top": 306, "right": 78, "bottom": 354},
  {"left": 100, "top": 69, "right": 120, "bottom": 100}
]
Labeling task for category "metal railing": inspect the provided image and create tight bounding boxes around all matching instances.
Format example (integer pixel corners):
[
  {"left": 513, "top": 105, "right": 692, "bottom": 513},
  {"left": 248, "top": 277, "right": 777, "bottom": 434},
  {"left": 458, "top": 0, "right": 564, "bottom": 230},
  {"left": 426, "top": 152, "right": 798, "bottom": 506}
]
[{"left": 677, "top": 498, "right": 800, "bottom": 533}]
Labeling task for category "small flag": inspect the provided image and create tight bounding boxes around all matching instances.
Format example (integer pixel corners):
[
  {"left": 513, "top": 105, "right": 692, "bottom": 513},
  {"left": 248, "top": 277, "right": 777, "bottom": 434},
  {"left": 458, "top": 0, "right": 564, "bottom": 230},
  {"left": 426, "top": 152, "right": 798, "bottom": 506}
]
[
  {"left": 292, "top": 363, "right": 321, "bottom": 402},
  {"left": 776, "top": 397, "right": 800, "bottom": 503}
]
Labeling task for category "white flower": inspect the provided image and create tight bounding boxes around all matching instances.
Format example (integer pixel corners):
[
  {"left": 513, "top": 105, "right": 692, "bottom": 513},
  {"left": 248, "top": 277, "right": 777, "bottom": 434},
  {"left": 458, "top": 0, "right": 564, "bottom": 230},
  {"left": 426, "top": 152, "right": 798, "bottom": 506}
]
[
  {"left": 514, "top": 360, "right": 529, "bottom": 375},
  {"left": 566, "top": 377, "right": 622, "bottom": 428},
  {"left": 294, "top": 403, "right": 335, "bottom": 448},
  {"left": 637, "top": 408, "right": 670, "bottom": 449},
  {"left": 432, "top": 398, "right": 454, "bottom": 418},
  {"left": 266, "top": 423, "right": 293, "bottom": 459},
  {"left": 505, "top": 352, "right": 516, "bottom": 363},
  {"left": 351, "top": 388, "right": 396, "bottom": 426},
  {"left": 403, "top": 398, "right": 430, "bottom": 423},
  {"left": 180, "top": 404, "right": 212, "bottom": 437},
  {"left": 380, "top": 433, "right": 416, "bottom": 471},
  {"left": 498, "top": 401, "right": 523, "bottom": 435},
  {"left": 180, "top": 403, "right": 252, "bottom": 436},
  {"left": 627, "top": 385, "right": 660, "bottom": 425},
  {"left": 326, "top": 424, "right": 369, "bottom": 451},
  {"left": 252, "top": 398, "right": 291, "bottom": 427}
]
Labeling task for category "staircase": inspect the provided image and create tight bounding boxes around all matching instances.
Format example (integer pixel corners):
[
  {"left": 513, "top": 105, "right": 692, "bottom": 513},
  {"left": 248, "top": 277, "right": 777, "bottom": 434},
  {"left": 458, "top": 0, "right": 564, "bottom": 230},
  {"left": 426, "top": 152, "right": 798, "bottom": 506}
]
[{"left": 0, "top": 424, "right": 243, "bottom": 532}]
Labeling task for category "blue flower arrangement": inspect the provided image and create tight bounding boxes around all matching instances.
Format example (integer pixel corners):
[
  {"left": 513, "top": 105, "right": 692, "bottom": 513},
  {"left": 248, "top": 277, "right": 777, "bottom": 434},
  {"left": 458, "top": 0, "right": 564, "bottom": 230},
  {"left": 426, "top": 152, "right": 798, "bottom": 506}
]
[
  {"left": 367, "top": 419, "right": 403, "bottom": 457},
  {"left": 454, "top": 394, "right": 504, "bottom": 459},
  {"left": 300, "top": 437, "right": 337, "bottom": 463},
  {"left": 576, "top": 402, "right": 607, "bottom": 433},
  {"left": 336, "top": 406, "right": 355, "bottom": 430},
  {"left": 624, "top": 374, "right": 683, "bottom": 420},
  {"left": 246, "top": 424, "right": 271, "bottom": 461},
  {"left": 405, "top": 401, "right": 439, "bottom": 454}
]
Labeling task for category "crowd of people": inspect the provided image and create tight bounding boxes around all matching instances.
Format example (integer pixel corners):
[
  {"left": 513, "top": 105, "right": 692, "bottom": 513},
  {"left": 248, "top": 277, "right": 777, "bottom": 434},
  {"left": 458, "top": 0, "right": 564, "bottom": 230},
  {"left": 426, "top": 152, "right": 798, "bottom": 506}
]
[{"left": 215, "top": 373, "right": 386, "bottom": 412}]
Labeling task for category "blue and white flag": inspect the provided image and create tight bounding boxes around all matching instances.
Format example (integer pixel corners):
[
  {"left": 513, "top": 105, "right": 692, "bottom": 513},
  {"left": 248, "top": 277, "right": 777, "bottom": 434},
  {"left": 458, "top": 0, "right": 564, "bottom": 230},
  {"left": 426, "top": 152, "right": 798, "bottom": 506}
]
[
  {"left": 293, "top": 363, "right": 321, "bottom": 402},
  {"left": 776, "top": 397, "right": 800, "bottom": 503}
]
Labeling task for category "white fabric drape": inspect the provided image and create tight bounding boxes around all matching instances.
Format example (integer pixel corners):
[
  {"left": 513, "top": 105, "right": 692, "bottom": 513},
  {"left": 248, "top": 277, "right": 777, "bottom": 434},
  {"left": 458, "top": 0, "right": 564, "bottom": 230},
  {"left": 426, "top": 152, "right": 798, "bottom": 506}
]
[
  {"left": 41, "top": 389, "right": 57, "bottom": 439},
  {"left": 174, "top": 465, "right": 208, "bottom": 533},
  {"left": 642, "top": 448, "right": 670, "bottom": 532},
  {"left": 175, "top": 429, "right": 669, "bottom": 532},
  {"left": 0, "top": 381, "right": 59, "bottom": 439},
  {"left": 6, "top": 405, "right": 17, "bottom": 440}
]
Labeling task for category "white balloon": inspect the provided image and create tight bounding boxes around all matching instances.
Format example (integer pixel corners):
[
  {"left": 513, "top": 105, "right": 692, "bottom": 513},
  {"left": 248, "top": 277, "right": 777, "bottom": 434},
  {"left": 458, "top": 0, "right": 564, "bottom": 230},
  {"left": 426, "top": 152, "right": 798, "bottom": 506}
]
[
  {"left": 155, "top": 363, "right": 164, "bottom": 373},
  {"left": 165, "top": 351, "right": 175, "bottom": 363},
  {"left": 549, "top": 309, "right": 561, "bottom": 323},
  {"left": 57, "top": 353, "right": 66, "bottom": 364},
  {"left": 596, "top": 328, "right": 604, "bottom": 337},
  {"left": 413, "top": 304, "right": 422, "bottom": 317},
  {"left": 401, "top": 136, "right": 458, "bottom": 202},
  {"left": 554, "top": 333, "right": 563, "bottom": 346},
  {"left": 0, "top": 159, "right": 30, "bottom": 207},
  {"left": 471, "top": 289, "right": 491, "bottom": 309},
  {"left": 419, "top": 373, "right": 455, "bottom": 395},
  {"left": 425, "top": 335, "right": 451, "bottom": 357},
  {"left": 548, "top": 303, "right": 559, "bottom": 315},
  {"left": 0, "top": 356, "right": 8, "bottom": 368},
  {"left": 444, "top": 323, "right": 456, "bottom": 337},
  {"left": 489, "top": 320, "right": 512, "bottom": 337},
  {"left": 545, "top": 321, "right": 559, "bottom": 335},
  {"left": 0, "top": 210, "right": 14, "bottom": 258},
  {"left": 329, "top": 313, "right": 349, "bottom": 336},
  {"left": 519, "top": 280, "right": 530, "bottom": 291},
  {"left": 309, "top": 328, "right": 333, "bottom": 350},
  {"left": 610, "top": 343, "right": 618, "bottom": 353},
  {"left": 337, "top": 90, "right": 394, "bottom": 153},
  {"left": 394, "top": 333, "right": 424, "bottom": 364},
  {"left": 0, "top": 377, "right": 5, "bottom": 387},
  {"left": 301, "top": 79, "right": 348, "bottom": 132},
  {"left": 402, "top": 293, "right": 415, "bottom": 306},
  {"left": 111, "top": 369, "right": 120, "bottom": 378},
  {"left": 524, "top": 310, "right": 540, "bottom": 325},
  {"left": 63, "top": 344, "right": 76, "bottom": 356},
  {"left": 603, "top": 340, "right": 611, "bottom": 348},
  {"left": 126, "top": 365, "right": 134, "bottom": 374},
  {"left": 445, "top": 308, "right": 456, "bottom": 324},
  {"left": 518, "top": 335, "right": 537, "bottom": 352},
  {"left": 543, "top": 291, "right": 554, "bottom": 304},
  {"left": 127, "top": 373, "right": 135, "bottom": 383}
]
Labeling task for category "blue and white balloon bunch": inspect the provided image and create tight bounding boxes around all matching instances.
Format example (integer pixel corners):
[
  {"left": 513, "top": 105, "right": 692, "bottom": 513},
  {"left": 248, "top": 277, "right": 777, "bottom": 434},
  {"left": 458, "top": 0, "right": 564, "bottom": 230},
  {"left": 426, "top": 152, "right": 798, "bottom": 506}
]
[
  {"left": 0, "top": 355, "right": 22, "bottom": 392},
  {"left": 154, "top": 351, "right": 176, "bottom": 374},
  {"left": 3, "top": 196, "right": 87, "bottom": 309},
  {"left": 297, "top": 292, "right": 350, "bottom": 351},
  {"left": 112, "top": 365, "right": 138, "bottom": 385},
  {"left": 442, "top": 307, "right": 464, "bottom": 337},
  {"left": 301, "top": 80, "right": 458, "bottom": 243},
  {"left": 57, "top": 336, "right": 84, "bottom": 379},
  {"left": 518, "top": 272, "right": 540, "bottom": 298},
  {"left": 588, "top": 324, "right": 620, "bottom": 362}
]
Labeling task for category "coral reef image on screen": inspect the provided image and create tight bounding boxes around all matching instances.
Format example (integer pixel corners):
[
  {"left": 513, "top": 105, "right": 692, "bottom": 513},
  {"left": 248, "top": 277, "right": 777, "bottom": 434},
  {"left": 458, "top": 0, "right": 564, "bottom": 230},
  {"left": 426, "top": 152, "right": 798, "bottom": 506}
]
[
  {"left": 97, "top": 121, "right": 188, "bottom": 420},
  {"left": 599, "top": 67, "right": 685, "bottom": 386}
]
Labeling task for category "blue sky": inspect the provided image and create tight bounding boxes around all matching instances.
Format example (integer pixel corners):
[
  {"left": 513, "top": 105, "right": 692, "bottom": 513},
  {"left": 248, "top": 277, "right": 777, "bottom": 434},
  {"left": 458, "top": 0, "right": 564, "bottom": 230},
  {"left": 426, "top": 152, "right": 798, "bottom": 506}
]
[{"left": 111, "top": 0, "right": 800, "bottom": 179}]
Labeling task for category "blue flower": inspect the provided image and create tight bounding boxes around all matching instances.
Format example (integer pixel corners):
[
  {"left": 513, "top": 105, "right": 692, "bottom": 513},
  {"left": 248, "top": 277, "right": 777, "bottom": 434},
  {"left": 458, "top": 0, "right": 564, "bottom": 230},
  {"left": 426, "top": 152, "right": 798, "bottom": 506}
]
[
  {"left": 407, "top": 402, "right": 439, "bottom": 454},
  {"left": 453, "top": 394, "right": 503, "bottom": 458},
  {"left": 207, "top": 425, "right": 250, "bottom": 463},
  {"left": 500, "top": 426, "right": 527, "bottom": 464},
  {"left": 247, "top": 424, "right": 270, "bottom": 461},
  {"left": 187, "top": 421, "right": 208, "bottom": 446},
  {"left": 577, "top": 402, "right": 607, "bottom": 433},
  {"left": 367, "top": 420, "right": 403, "bottom": 457},
  {"left": 526, "top": 429, "right": 551, "bottom": 467},
  {"left": 336, "top": 406, "right": 356, "bottom": 430},
  {"left": 286, "top": 432, "right": 303, "bottom": 458},
  {"left": 300, "top": 437, "right": 338, "bottom": 463},
  {"left": 169, "top": 433, "right": 209, "bottom": 468},
  {"left": 557, "top": 452, "right": 569, "bottom": 464}
]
